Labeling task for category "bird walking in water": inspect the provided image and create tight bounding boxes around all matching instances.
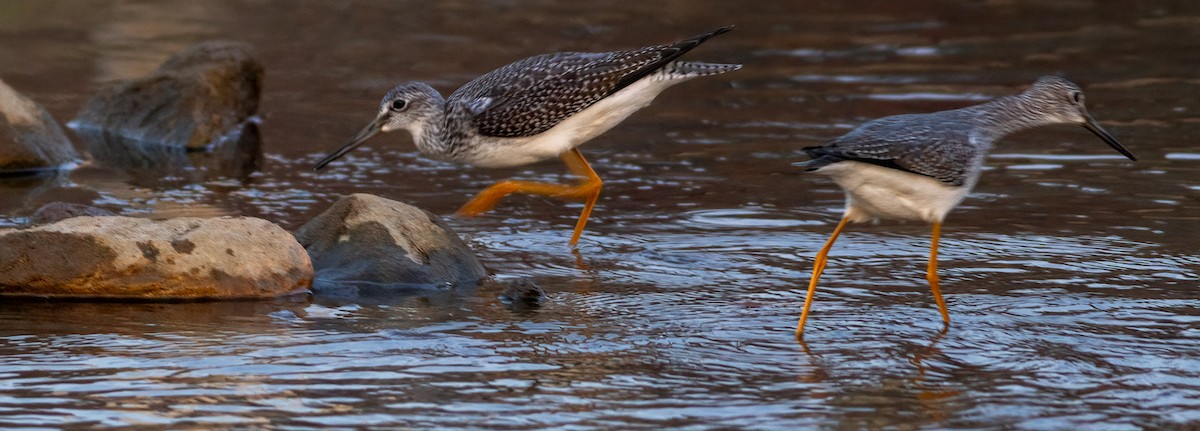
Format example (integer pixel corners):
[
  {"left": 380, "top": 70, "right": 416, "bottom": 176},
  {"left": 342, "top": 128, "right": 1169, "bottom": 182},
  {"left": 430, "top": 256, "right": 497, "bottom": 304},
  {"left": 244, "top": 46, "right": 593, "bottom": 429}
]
[
  {"left": 792, "top": 76, "right": 1137, "bottom": 339},
  {"left": 315, "top": 27, "right": 740, "bottom": 246}
]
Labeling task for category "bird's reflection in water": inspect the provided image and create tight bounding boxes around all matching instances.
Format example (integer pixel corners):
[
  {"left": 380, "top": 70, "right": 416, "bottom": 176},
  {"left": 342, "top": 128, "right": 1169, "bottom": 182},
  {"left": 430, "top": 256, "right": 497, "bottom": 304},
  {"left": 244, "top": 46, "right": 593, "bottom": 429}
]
[
  {"left": 907, "top": 328, "right": 960, "bottom": 422},
  {"left": 572, "top": 247, "right": 590, "bottom": 271},
  {"left": 796, "top": 328, "right": 961, "bottom": 423}
]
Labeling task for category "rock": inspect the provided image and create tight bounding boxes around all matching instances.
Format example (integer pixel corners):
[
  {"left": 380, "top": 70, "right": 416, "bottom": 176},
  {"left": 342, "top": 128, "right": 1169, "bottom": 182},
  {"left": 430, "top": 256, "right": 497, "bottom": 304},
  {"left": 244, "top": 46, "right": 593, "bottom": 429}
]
[
  {"left": 295, "top": 194, "right": 487, "bottom": 290},
  {"left": 0, "top": 177, "right": 97, "bottom": 218},
  {"left": 71, "top": 41, "right": 263, "bottom": 150},
  {"left": 29, "top": 202, "right": 115, "bottom": 225},
  {"left": 499, "top": 278, "right": 545, "bottom": 311},
  {"left": 0, "top": 216, "right": 312, "bottom": 299},
  {"left": 0, "top": 78, "right": 79, "bottom": 175}
]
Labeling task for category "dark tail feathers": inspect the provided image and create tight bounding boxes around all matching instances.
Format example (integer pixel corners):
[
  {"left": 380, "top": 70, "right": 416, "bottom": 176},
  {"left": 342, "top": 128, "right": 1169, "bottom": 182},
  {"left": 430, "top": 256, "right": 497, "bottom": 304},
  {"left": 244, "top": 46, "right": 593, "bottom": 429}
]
[
  {"left": 613, "top": 26, "right": 735, "bottom": 91},
  {"left": 794, "top": 146, "right": 842, "bottom": 171}
]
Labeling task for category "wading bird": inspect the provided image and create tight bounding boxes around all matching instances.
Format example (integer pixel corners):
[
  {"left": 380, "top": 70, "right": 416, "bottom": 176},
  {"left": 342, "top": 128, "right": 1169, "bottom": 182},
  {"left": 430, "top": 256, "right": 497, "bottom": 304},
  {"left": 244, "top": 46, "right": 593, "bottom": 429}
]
[
  {"left": 793, "top": 76, "right": 1136, "bottom": 338},
  {"left": 315, "top": 27, "right": 740, "bottom": 246}
]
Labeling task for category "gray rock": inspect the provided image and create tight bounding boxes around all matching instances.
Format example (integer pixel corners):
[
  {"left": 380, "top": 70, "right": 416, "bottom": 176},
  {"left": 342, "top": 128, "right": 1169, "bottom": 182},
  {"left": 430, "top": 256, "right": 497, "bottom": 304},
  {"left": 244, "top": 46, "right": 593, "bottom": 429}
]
[
  {"left": 71, "top": 41, "right": 263, "bottom": 150},
  {"left": 499, "top": 278, "right": 545, "bottom": 311},
  {"left": 295, "top": 194, "right": 487, "bottom": 290},
  {"left": 0, "top": 216, "right": 312, "bottom": 299},
  {"left": 29, "top": 202, "right": 115, "bottom": 225},
  {"left": 0, "top": 78, "right": 79, "bottom": 175}
]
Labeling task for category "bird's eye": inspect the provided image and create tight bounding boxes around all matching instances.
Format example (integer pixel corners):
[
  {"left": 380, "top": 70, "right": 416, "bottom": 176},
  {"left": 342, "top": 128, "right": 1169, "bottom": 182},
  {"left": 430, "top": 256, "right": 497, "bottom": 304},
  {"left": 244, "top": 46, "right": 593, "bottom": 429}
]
[
  {"left": 390, "top": 99, "right": 407, "bottom": 111},
  {"left": 1070, "top": 91, "right": 1083, "bottom": 104}
]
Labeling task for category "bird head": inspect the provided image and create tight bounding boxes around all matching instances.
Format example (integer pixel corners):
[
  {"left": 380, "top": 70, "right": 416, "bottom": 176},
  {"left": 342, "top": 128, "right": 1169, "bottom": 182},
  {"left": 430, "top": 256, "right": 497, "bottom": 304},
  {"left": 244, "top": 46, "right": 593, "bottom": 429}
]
[
  {"left": 1020, "top": 76, "right": 1136, "bottom": 161},
  {"left": 375, "top": 82, "right": 444, "bottom": 133},
  {"left": 314, "top": 82, "right": 443, "bottom": 170}
]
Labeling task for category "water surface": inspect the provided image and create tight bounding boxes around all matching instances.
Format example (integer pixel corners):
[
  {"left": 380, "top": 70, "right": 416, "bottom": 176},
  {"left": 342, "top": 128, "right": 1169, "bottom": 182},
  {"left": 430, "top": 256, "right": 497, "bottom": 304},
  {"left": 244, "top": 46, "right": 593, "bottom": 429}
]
[{"left": 1, "top": 1, "right": 1199, "bottom": 428}]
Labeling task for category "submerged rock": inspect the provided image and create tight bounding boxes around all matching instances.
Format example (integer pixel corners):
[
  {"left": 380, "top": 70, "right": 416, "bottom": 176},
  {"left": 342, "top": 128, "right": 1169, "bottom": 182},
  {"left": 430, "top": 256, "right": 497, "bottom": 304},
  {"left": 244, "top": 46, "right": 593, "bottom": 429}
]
[
  {"left": 29, "top": 202, "right": 115, "bottom": 225},
  {"left": 0, "top": 79, "right": 79, "bottom": 175},
  {"left": 0, "top": 216, "right": 312, "bottom": 299},
  {"left": 295, "top": 194, "right": 487, "bottom": 290},
  {"left": 0, "top": 179, "right": 100, "bottom": 220},
  {"left": 71, "top": 40, "right": 263, "bottom": 150},
  {"left": 498, "top": 278, "right": 546, "bottom": 311}
]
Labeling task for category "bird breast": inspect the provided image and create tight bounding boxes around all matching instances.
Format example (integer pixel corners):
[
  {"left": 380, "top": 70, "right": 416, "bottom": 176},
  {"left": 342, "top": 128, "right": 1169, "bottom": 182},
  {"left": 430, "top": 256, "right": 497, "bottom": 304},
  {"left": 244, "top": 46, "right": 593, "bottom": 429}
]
[{"left": 816, "top": 161, "right": 974, "bottom": 224}]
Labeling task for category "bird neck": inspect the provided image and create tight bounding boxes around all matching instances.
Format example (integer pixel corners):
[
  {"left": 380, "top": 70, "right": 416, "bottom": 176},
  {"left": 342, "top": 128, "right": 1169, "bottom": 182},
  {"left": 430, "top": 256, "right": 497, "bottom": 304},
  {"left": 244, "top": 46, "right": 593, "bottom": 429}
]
[
  {"left": 968, "top": 93, "right": 1059, "bottom": 142},
  {"left": 409, "top": 93, "right": 454, "bottom": 157}
]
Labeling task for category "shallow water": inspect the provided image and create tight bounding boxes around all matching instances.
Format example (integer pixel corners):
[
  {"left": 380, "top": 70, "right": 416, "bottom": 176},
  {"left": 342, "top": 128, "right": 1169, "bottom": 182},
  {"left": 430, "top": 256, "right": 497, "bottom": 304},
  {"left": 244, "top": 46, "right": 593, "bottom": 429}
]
[{"left": 2, "top": 0, "right": 1200, "bottom": 428}]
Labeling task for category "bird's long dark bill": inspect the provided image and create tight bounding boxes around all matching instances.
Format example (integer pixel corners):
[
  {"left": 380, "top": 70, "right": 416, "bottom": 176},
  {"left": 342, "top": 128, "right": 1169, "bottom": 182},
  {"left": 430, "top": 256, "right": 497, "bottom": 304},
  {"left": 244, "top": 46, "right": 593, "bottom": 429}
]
[
  {"left": 1083, "top": 116, "right": 1137, "bottom": 161},
  {"left": 314, "top": 115, "right": 385, "bottom": 170}
]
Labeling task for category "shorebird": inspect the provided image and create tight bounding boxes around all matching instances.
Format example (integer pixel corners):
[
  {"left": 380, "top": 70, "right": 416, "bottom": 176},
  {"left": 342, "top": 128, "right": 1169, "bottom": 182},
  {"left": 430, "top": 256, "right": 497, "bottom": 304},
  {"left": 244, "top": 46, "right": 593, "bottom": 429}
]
[
  {"left": 792, "top": 76, "right": 1137, "bottom": 339},
  {"left": 315, "top": 27, "right": 740, "bottom": 246}
]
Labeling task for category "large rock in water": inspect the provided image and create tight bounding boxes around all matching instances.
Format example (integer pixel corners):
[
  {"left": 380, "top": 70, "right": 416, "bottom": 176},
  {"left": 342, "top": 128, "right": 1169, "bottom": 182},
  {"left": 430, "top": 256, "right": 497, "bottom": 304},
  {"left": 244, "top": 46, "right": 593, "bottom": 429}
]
[
  {"left": 295, "top": 194, "right": 488, "bottom": 291},
  {"left": 71, "top": 41, "right": 263, "bottom": 150},
  {"left": 0, "top": 79, "right": 79, "bottom": 175},
  {"left": 0, "top": 216, "right": 312, "bottom": 299}
]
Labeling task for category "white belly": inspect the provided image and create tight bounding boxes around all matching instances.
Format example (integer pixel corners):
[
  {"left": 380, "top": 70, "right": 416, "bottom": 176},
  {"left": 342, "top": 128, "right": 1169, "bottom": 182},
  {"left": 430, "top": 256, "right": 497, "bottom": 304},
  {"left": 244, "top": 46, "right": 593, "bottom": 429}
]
[
  {"left": 463, "top": 75, "right": 679, "bottom": 168},
  {"left": 814, "top": 161, "right": 973, "bottom": 224}
]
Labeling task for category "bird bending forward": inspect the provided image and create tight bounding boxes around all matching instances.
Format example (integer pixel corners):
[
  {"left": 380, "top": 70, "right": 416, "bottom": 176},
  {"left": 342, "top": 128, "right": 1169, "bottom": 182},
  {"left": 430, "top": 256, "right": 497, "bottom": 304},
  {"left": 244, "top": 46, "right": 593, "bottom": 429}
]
[
  {"left": 315, "top": 27, "right": 741, "bottom": 246},
  {"left": 792, "top": 76, "right": 1136, "bottom": 339}
]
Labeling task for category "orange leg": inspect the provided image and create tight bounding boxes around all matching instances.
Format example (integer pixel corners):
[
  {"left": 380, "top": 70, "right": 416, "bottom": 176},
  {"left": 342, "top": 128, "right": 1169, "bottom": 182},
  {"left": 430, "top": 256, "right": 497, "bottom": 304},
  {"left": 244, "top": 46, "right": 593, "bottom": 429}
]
[
  {"left": 927, "top": 222, "right": 951, "bottom": 326},
  {"left": 796, "top": 216, "right": 850, "bottom": 340},
  {"left": 457, "top": 148, "right": 603, "bottom": 247}
]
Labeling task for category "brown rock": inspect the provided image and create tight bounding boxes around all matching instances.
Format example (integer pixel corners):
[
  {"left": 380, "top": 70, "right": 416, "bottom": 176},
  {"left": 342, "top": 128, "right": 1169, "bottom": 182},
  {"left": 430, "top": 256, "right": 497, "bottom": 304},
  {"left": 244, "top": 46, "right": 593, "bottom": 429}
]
[
  {"left": 71, "top": 41, "right": 263, "bottom": 150},
  {"left": 0, "top": 78, "right": 79, "bottom": 175},
  {"left": 29, "top": 202, "right": 116, "bottom": 225},
  {"left": 295, "top": 194, "right": 487, "bottom": 290},
  {"left": 0, "top": 216, "right": 312, "bottom": 299}
]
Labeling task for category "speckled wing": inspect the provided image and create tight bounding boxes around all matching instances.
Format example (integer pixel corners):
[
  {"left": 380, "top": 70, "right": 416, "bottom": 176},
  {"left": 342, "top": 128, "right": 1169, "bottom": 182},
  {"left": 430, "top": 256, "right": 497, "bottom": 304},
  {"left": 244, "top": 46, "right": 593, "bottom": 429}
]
[
  {"left": 449, "top": 27, "right": 733, "bottom": 138},
  {"left": 801, "top": 114, "right": 980, "bottom": 186}
]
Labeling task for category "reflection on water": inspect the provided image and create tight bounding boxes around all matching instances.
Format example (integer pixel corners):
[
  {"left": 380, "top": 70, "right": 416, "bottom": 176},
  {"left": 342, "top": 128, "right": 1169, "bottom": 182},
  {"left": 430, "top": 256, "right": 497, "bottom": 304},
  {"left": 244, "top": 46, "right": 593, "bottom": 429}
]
[
  {"left": 74, "top": 121, "right": 263, "bottom": 185},
  {"left": 2, "top": 0, "right": 1200, "bottom": 428}
]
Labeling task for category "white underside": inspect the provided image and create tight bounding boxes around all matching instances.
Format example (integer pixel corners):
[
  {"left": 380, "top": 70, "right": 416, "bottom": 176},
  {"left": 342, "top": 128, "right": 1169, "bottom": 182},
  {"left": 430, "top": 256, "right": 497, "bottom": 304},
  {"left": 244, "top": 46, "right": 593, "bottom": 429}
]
[
  {"left": 463, "top": 74, "right": 687, "bottom": 168},
  {"left": 813, "top": 161, "right": 973, "bottom": 224}
]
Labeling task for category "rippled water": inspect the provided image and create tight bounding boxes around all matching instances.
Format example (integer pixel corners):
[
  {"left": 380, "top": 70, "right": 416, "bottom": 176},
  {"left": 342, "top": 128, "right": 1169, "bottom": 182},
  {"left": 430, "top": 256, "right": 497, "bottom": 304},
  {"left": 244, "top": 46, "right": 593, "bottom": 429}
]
[{"left": 2, "top": 1, "right": 1199, "bottom": 428}]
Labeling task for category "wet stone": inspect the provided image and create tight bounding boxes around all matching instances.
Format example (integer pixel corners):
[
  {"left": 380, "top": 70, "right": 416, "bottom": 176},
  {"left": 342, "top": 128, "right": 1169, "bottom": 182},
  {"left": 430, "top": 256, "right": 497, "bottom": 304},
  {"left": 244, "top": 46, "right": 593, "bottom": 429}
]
[
  {"left": 0, "top": 79, "right": 79, "bottom": 176},
  {"left": 0, "top": 182, "right": 102, "bottom": 221},
  {"left": 29, "top": 202, "right": 115, "bottom": 225},
  {"left": 0, "top": 216, "right": 313, "bottom": 299},
  {"left": 70, "top": 40, "right": 264, "bottom": 150},
  {"left": 294, "top": 193, "right": 488, "bottom": 291},
  {"left": 498, "top": 278, "right": 546, "bottom": 311}
]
